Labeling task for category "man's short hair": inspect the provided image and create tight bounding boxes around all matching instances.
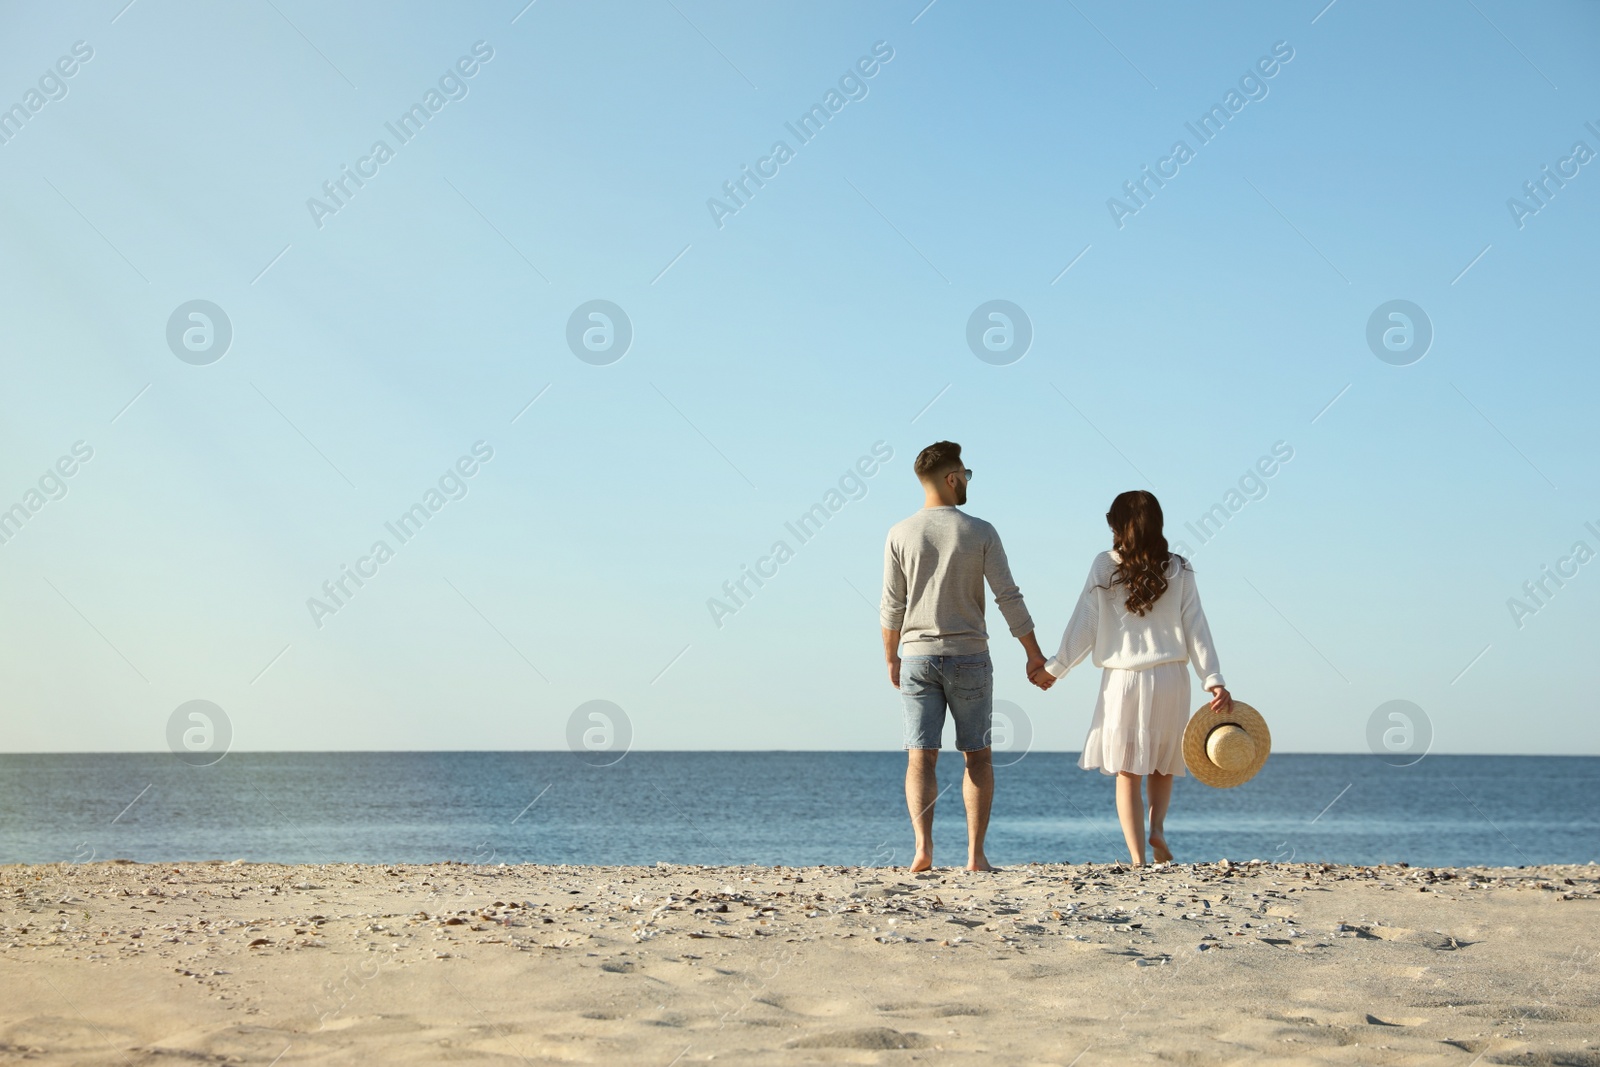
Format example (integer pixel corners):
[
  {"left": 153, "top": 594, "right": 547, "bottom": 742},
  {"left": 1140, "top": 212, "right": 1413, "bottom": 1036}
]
[{"left": 914, "top": 441, "right": 962, "bottom": 481}]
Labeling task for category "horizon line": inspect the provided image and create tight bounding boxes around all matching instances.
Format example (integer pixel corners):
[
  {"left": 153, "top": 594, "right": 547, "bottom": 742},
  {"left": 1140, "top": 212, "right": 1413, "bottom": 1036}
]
[{"left": 2, "top": 749, "right": 1595, "bottom": 758}]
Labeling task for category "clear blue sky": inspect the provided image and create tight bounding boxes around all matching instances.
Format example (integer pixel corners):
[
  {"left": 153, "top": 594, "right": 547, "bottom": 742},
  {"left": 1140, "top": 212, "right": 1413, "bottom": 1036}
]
[{"left": 1, "top": 0, "right": 1596, "bottom": 755}]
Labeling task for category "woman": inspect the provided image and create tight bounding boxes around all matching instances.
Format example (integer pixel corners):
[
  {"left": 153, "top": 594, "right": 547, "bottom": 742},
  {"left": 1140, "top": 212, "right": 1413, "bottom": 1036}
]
[{"left": 1031, "top": 491, "right": 1232, "bottom": 865}]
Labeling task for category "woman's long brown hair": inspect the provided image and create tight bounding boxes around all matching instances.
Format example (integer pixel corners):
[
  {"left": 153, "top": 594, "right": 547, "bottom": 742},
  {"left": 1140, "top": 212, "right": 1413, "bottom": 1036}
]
[{"left": 1103, "top": 490, "right": 1186, "bottom": 615}]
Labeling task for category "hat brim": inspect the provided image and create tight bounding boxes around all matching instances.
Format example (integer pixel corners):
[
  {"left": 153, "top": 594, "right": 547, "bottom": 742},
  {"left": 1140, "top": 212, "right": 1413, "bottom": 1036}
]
[{"left": 1183, "top": 700, "right": 1271, "bottom": 788}]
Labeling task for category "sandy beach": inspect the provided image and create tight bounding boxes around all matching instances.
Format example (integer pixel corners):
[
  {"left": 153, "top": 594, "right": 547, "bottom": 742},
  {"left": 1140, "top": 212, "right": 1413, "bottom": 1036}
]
[{"left": 1, "top": 860, "right": 1596, "bottom": 1065}]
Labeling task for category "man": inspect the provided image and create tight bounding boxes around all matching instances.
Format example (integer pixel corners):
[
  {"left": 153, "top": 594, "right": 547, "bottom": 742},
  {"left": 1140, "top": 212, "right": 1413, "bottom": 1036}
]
[{"left": 879, "top": 441, "right": 1046, "bottom": 872}]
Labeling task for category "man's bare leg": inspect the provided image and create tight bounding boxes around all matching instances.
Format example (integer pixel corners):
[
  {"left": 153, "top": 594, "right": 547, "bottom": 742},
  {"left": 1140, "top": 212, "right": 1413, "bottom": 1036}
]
[
  {"left": 962, "top": 746, "right": 995, "bottom": 871},
  {"left": 906, "top": 748, "right": 939, "bottom": 871}
]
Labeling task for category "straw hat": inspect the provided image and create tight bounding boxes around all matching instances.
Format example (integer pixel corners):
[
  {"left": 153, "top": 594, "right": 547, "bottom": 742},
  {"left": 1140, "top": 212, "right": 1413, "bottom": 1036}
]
[{"left": 1183, "top": 700, "right": 1270, "bottom": 788}]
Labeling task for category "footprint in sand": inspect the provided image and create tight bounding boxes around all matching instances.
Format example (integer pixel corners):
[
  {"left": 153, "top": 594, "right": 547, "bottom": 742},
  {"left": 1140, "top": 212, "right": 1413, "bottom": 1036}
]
[
  {"left": 874, "top": 1001, "right": 987, "bottom": 1019},
  {"left": 749, "top": 993, "right": 855, "bottom": 1018},
  {"left": 2, "top": 1016, "right": 138, "bottom": 1055},
  {"left": 1462, "top": 1004, "right": 1599, "bottom": 1024},
  {"left": 784, "top": 1027, "right": 930, "bottom": 1050},
  {"left": 1480, "top": 1052, "right": 1600, "bottom": 1066},
  {"left": 148, "top": 1024, "right": 303, "bottom": 1061}
]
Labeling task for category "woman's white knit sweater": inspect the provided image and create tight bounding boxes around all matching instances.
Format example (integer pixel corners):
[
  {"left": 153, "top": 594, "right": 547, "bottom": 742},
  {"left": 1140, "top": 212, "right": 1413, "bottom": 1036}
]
[{"left": 1042, "top": 550, "right": 1225, "bottom": 690}]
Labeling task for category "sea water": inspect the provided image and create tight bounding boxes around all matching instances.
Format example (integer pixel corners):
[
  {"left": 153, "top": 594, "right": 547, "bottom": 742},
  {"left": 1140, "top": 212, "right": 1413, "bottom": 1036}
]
[{"left": 1, "top": 752, "right": 1594, "bottom": 868}]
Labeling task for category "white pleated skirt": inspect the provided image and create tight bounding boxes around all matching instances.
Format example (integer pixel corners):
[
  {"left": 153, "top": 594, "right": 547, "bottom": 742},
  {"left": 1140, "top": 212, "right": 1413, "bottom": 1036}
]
[{"left": 1078, "top": 662, "right": 1192, "bottom": 777}]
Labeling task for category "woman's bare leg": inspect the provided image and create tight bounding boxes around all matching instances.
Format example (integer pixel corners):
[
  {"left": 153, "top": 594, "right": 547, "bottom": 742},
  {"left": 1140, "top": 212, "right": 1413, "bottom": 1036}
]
[
  {"left": 1147, "top": 772, "right": 1174, "bottom": 863},
  {"left": 1115, "top": 772, "right": 1146, "bottom": 866}
]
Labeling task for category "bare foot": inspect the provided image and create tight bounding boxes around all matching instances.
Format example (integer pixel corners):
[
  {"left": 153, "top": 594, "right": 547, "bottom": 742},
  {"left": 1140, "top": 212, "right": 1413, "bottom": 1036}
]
[
  {"left": 910, "top": 852, "right": 933, "bottom": 873},
  {"left": 966, "top": 856, "right": 997, "bottom": 872},
  {"left": 1150, "top": 833, "right": 1173, "bottom": 864}
]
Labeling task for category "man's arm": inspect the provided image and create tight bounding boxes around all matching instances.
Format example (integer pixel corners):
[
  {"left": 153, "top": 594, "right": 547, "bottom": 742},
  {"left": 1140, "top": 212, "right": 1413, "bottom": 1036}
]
[
  {"left": 1018, "top": 630, "right": 1046, "bottom": 679},
  {"left": 983, "top": 529, "right": 1044, "bottom": 676},
  {"left": 879, "top": 533, "right": 907, "bottom": 689},
  {"left": 881, "top": 627, "right": 902, "bottom": 689}
]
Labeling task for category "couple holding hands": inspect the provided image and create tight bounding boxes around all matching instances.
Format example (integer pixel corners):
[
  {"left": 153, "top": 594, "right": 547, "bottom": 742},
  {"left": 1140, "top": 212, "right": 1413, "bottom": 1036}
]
[{"left": 879, "top": 441, "right": 1233, "bottom": 871}]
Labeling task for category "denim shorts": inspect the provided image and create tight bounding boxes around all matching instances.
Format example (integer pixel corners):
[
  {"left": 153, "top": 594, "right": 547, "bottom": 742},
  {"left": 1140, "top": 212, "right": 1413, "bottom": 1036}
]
[{"left": 900, "top": 652, "right": 994, "bottom": 752}]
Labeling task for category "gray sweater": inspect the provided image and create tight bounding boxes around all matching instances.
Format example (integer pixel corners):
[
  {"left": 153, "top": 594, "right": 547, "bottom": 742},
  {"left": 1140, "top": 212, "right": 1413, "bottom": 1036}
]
[{"left": 879, "top": 506, "right": 1035, "bottom": 655}]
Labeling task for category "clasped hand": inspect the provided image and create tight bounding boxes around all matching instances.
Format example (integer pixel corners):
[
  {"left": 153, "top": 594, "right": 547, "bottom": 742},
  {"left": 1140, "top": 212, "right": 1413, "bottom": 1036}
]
[{"left": 1026, "top": 658, "right": 1055, "bottom": 691}]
